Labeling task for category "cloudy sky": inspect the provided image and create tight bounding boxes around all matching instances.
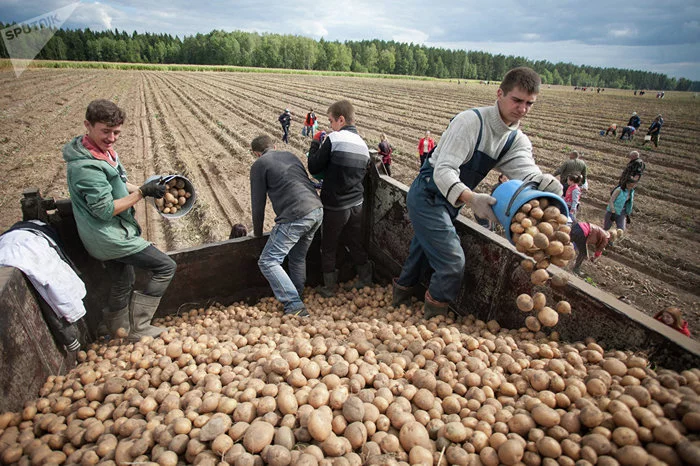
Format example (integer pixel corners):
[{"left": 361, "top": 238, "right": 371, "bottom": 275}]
[{"left": 2, "top": 0, "right": 699, "bottom": 80}]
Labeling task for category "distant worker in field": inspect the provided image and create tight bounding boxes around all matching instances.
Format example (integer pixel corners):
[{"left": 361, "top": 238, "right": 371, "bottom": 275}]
[
  {"left": 553, "top": 150, "right": 587, "bottom": 194},
  {"left": 619, "top": 125, "right": 636, "bottom": 141},
  {"left": 391, "top": 67, "right": 562, "bottom": 318},
  {"left": 417, "top": 131, "right": 435, "bottom": 168},
  {"left": 378, "top": 133, "right": 393, "bottom": 177},
  {"left": 627, "top": 111, "right": 641, "bottom": 130},
  {"left": 308, "top": 99, "right": 372, "bottom": 297},
  {"left": 249, "top": 135, "right": 323, "bottom": 317},
  {"left": 570, "top": 221, "right": 611, "bottom": 275},
  {"left": 278, "top": 108, "right": 291, "bottom": 144},
  {"left": 63, "top": 99, "right": 176, "bottom": 341},
  {"left": 304, "top": 109, "right": 317, "bottom": 138},
  {"left": 605, "top": 123, "right": 618, "bottom": 136},
  {"left": 642, "top": 114, "right": 663, "bottom": 148},
  {"left": 618, "top": 150, "right": 646, "bottom": 187}
]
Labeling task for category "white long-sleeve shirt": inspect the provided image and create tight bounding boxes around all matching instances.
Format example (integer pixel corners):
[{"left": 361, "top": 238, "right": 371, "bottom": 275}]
[{"left": 431, "top": 103, "right": 541, "bottom": 207}]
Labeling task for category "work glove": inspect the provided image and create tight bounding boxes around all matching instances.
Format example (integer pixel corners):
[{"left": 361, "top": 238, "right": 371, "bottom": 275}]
[
  {"left": 531, "top": 173, "right": 563, "bottom": 196},
  {"left": 469, "top": 193, "right": 498, "bottom": 225},
  {"left": 139, "top": 178, "right": 167, "bottom": 199}
]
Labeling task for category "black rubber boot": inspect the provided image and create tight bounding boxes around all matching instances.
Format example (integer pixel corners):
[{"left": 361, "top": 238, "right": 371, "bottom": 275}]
[
  {"left": 423, "top": 291, "right": 449, "bottom": 319},
  {"left": 318, "top": 271, "right": 337, "bottom": 298},
  {"left": 392, "top": 278, "right": 414, "bottom": 307},
  {"left": 351, "top": 261, "right": 374, "bottom": 289}
]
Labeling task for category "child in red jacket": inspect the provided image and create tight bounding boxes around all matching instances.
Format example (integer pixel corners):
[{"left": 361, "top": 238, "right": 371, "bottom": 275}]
[{"left": 654, "top": 307, "right": 691, "bottom": 337}]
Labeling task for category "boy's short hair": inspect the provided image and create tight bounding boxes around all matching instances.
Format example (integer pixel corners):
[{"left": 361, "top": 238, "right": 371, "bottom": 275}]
[
  {"left": 251, "top": 135, "right": 275, "bottom": 153},
  {"left": 568, "top": 174, "right": 582, "bottom": 184},
  {"left": 500, "top": 67, "right": 541, "bottom": 95},
  {"left": 327, "top": 100, "right": 355, "bottom": 124},
  {"left": 85, "top": 99, "right": 126, "bottom": 126},
  {"left": 229, "top": 223, "right": 248, "bottom": 239}
]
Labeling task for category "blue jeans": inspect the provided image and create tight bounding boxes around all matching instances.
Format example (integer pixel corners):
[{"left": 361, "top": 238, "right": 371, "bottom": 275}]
[
  {"left": 104, "top": 244, "right": 177, "bottom": 311},
  {"left": 258, "top": 207, "right": 323, "bottom": 313},
  {"left": 396, "top": 169, "right": 465, "bottom": 303}
]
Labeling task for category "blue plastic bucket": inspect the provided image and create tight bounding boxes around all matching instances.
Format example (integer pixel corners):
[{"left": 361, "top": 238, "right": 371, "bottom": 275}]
[
  {"left": 145, "top": 174, "right": 197, "bottom": 219},
  {"left": 492, "top": 179, "right": 569, "bottom": 243}
]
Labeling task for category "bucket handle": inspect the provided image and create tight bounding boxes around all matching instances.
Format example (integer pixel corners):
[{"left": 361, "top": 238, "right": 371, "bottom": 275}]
[{"left": 505, "top": 181, "right": 540, "bottom": 217}]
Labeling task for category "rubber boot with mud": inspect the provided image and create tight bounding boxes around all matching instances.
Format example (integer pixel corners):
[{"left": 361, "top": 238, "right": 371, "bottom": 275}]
[
  {"left": 350, "top": 261, "right": 374, "bottom": 289},
  {"left": 128, "top": 291, "right": 165, "bottom": 342},
  {"left": 318, "top": 271, "right": 338, "bottom": 298},
  {"left": 423, "top": 291, "right": 449, "bottom": 319},
  {"left": 103, "top": 306, "right": 130, "bottom": 338},
  {"left": 392, "top": 278, "right": 414, "bottom": 307}
]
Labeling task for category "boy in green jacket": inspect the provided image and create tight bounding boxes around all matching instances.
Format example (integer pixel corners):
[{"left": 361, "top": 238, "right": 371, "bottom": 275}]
[{"left": 63, "top": 99, "right": 176, "bottom": 341}]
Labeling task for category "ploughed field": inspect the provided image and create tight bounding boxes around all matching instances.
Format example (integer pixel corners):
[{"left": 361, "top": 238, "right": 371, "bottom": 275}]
[{"left": 0, "top": 69, "right": 698, "bottom": 336}]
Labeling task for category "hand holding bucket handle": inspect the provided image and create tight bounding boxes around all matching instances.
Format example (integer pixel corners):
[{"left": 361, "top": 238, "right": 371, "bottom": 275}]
[{"left": 139, "top": 177, "right": 167, "bottom": 199}]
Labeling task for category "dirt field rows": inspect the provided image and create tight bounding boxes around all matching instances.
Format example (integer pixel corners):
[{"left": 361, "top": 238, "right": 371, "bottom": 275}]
[{"left": 0, "top": 69, "right": 698, "bottom": 337}]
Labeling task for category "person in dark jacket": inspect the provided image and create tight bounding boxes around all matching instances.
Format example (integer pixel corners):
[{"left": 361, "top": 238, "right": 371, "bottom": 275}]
[
  {"left": 627, "top": 111, "right": 641, "bottom": 129},
  {"left": 378, "top": 133, "right": 393, "bottom": 177},
  {"left": 308, "top": 100, "right": 371, "bottom": 296},
  {"left": 642, "top": 114, "right": 663, "bottom": 148},
  {"left": 250, "top": 135, "right": 323, "bottom": 317},
  {"left": 63, "top": 99, "right": 176, "bottom": 341},
  {"left": 618, "top": 151, "right": 646, "bottom": 187},
  {"left": 278, "top": 109, "right": 291, "bottom": 144}
]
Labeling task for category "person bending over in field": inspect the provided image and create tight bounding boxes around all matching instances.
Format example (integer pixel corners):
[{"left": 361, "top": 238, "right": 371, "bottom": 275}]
[
  {"left": 391, "top": 67, "right": 562, "bottom": 318},
  {"left": 308, "top": 99, "right": 372, "bottom": 297},
  {"left": 63, "top": 99, "right": 176, "bottom": 341},
  {"left": 250, "top": 135, "right": 323, "bottom": 317},
  {"left": 570, "top": 221, "right": 610, "bottom": 275}
]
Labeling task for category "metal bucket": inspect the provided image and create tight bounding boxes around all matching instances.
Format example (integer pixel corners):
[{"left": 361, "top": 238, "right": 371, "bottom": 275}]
[{"left": 145, "top": 175, "right": 196, "bottom": 219}]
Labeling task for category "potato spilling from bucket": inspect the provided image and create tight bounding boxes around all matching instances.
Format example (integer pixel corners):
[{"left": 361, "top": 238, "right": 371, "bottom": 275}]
[
  {"left": 512, "top": 198, "right": 574, "bottom": 271},
  {"left": 154, "top": 177, "right": 192, "bottom": 215},
  {"left": 511, "top": 198, "right": 574, "bottom": 329}
]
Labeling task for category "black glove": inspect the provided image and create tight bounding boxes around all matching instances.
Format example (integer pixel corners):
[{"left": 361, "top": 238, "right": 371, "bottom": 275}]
[
  {"left": 626, "top": 215, "right": 631, "bottom": 224},
  {"left": 139, "top": 178, "right": 166, "bottom": 199}
]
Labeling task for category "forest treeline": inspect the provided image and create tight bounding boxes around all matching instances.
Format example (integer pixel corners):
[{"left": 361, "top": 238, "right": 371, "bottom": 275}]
[{"left": 1, "top": 25, "right": 697, "bottom": 91}]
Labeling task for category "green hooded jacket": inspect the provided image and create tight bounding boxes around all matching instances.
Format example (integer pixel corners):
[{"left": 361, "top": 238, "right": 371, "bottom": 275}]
[{"left": 63, "top": 136, "right": 149, "bottom": 261}]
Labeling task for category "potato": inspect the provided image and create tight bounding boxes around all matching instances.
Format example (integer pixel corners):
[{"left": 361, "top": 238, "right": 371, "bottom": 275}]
[
  {"left": 517, "top": 234, "right": 535, "bottom": 251},
  {"left": 525, "top": 316, "right": 541, "bottom": 332},
  {"left": 520, "top": 260, "right": 536, "bottom": 275},
  {"left": 556, "top": 301, "right": 571, "bottom": 315},
  {"left": 498, "top": 439, "right": 524, "bottom": 465},
  {"left": 308, "top": 406, "right": 333, "bottom": 442},
  {"left": 545, "top": 241, "right": 564, "bottom": 256},
  {"left": 517, "top": 294, "right": 534, "bottom": 312},
  {"left": 531, "top": 404, "right": 560, "bottom": 427},
  {"left": 243, "top": 420, "right": 275, "bottom": 453},
  {"left": 543, "top": 206, "right": 561, "bottom": 221},
  {"left": 531, "top": 269, "right": 549, "bottom": 286},
  {"left": 538, "top": 307, "right": 559, "bottom": 327},
  {"left": 531, "top": 207, "right": 544, "bottom": 220},
  {"left": 534, "top": 232, "right": 550, "bottom": 249}
]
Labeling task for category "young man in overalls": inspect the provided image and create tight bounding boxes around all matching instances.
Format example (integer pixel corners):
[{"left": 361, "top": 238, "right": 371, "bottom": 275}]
[{"left": 391, "top": 67, "right": 562, "bottom": 317}]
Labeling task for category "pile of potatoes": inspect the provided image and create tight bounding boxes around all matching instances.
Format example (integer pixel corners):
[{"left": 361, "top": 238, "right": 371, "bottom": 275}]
[
  {"left": 154, "top": 177, "right": 192, "bottom": 215},
  {"left": 1, "top": 284, "right": 699, "bottom": 466}
]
